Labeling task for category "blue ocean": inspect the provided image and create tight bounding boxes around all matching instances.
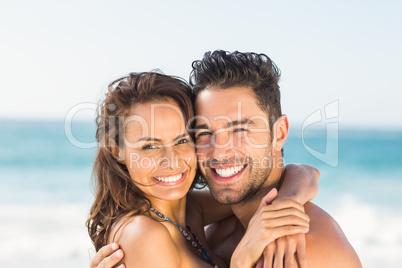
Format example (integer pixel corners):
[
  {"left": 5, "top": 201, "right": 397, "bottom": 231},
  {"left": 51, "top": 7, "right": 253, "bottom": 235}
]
[{"left": 0, "top": 120, "right": 401, "bottom": 267}]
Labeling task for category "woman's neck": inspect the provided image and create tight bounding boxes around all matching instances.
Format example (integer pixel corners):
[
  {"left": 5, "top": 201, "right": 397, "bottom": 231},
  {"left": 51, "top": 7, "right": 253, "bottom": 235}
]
[{"left": 148, "top": 196, "right": 188, "bottom": 227}]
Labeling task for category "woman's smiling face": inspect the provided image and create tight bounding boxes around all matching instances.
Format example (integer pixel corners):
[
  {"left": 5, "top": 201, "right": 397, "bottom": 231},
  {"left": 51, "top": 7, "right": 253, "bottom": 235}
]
[{"left": 121, "top": 98, "right": 196, "bottom": 202}]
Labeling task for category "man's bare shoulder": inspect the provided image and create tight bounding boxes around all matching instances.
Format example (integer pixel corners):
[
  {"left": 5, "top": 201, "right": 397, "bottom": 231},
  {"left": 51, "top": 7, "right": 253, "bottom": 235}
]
[
  {"left": 110, "top": 215, "right": 181, "bottom": 267},
  {"left": 305, "top": 202, "right": 362, "bottom": 268}
]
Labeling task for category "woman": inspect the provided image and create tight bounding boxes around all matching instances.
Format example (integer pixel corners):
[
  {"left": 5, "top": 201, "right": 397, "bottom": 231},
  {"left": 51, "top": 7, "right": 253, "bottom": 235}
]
[{"left": 87, "top": 72, "right": 316, "bottom": 268}]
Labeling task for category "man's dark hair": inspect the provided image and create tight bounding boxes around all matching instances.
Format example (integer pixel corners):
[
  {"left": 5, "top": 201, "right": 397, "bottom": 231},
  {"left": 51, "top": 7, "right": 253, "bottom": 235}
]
[{"left": 190, "top": 50, "right": 282, "bottom": 131}]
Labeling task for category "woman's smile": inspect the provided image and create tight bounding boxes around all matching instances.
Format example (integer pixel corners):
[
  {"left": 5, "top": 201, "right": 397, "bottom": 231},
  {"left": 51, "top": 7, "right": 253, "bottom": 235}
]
[{"left": 152, "top": 171, "right": 188, "bottom": 185}]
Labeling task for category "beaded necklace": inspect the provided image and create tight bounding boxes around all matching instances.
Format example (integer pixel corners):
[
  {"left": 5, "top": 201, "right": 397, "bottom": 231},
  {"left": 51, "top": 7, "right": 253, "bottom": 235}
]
[{"left": 150, "top": 207, "right": 218, "bottom": 267}]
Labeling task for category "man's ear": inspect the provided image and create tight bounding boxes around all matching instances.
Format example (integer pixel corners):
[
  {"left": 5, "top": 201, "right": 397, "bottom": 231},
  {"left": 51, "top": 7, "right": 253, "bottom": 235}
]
[
  {"left": 110, "top": 139, "right": 125, "bottom": 164},
  {"left": 272, "top": 115, "right": 289, "bottom": 152}
]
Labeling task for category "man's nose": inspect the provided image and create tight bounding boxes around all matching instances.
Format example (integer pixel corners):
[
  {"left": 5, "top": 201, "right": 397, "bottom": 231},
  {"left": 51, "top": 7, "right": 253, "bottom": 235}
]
[{"left": 210, "top": 131, "right": 233, "bottom": 160}]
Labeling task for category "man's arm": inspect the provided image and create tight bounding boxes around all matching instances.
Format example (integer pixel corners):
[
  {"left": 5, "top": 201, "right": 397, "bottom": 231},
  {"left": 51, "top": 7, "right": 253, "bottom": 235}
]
[{"left": 89, "top": 243, "right": 124, "bottom": 268}]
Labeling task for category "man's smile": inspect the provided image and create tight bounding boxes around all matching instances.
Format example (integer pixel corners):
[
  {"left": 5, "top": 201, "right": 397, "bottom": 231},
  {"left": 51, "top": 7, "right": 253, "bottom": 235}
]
[
  {"left": 208, "top": 164, "right": 248, "bottom": 182},
  {"left": 212, "top": 164, "right": 247, "bottom": 178}
]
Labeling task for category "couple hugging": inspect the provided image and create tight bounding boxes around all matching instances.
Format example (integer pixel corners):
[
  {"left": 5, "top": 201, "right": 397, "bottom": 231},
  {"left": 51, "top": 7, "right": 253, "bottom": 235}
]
[{"left": 87, "top": 50, "right": 361, "bottom": 268}]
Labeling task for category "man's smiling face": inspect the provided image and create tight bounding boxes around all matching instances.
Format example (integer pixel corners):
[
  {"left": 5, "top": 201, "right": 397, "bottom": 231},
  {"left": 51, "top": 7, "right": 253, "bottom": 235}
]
[{"left": 194, "top": 86, "right": 275, "bottom": 204}]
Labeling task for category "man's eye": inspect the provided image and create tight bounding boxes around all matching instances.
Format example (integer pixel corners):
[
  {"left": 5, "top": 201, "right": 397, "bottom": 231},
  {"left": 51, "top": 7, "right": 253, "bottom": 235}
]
[
  {"left": 142, "top": 144, "right": 159, "bottom": 150},
  {"left": 196, "top": 131, "right": 212, "bottom": 138}
]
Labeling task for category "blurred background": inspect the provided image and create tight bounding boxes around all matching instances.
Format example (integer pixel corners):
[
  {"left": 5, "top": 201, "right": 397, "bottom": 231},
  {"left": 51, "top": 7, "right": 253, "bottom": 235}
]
[{"left": 1, "top": 1, "right": 401, "bottom": 267}]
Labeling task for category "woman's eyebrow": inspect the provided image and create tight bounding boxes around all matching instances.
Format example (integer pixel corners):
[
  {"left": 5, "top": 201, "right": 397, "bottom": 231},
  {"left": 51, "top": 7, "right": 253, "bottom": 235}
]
[
  {"left": 138, "top": 137, "right": 162, "bottom": 142},
  {"left": 138, "top": 133, "right": 188, "bottom": 142},
  {"left": 174, "top": 133, "right": 189, "bottom": 140}
]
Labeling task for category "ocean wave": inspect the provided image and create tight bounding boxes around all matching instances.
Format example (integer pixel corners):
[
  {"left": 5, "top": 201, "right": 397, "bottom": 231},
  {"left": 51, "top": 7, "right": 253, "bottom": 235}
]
[
  {"left": 320, "top": 194, "right": 402, "bottom": 268},
  {"left": 0, "top": 204, "right": 93, "bottom": 261}
]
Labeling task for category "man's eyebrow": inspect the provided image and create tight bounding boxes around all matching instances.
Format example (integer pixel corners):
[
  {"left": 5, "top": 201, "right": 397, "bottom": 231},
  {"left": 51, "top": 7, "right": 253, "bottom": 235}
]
[
  {"left": 227, "top": 119, "right": 255, "bottom": 128},
  {"left": 138, "top": 133, "right": 188, "bottom": 142},
  {"left": 193, "top": 124, "right": 210, "bottom": 130},
  {"left": 193, "top": 119, "right": 255, "bottom": 131}
]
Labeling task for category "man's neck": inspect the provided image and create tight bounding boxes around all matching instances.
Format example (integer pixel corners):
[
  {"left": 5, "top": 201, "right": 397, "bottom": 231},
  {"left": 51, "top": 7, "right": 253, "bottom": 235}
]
[{"left": 231, "top": 165, "right": 285, "bottom": 230}]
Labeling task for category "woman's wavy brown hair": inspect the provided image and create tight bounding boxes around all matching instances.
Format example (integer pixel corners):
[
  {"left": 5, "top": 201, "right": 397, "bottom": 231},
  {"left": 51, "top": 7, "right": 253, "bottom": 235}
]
[{"left": 86, "top": 71, "right": 196, "bottom": 251}]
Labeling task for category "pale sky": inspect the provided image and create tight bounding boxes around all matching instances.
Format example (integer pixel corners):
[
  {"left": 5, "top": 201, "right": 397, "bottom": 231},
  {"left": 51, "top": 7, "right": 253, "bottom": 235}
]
[{"left": 1, "top": 0, "right": 401, "bottom": 129}]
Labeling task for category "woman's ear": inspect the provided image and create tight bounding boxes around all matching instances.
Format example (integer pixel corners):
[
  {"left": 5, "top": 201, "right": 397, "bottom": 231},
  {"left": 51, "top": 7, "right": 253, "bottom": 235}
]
[
  {"left": 110, "top": 139, "right": 125, "bottom": 164},
  {"left": 272, "top": 115, "right": 289, "bottom": 152}
]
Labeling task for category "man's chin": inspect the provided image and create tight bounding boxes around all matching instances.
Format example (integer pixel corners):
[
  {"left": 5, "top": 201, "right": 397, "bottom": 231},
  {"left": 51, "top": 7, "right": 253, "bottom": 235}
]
[{"left": 209, "top": 188, "right": 245, "bottom": 205}]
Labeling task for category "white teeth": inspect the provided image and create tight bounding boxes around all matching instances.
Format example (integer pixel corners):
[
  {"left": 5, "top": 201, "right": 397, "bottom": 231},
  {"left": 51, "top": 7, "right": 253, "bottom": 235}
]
[
  {"left": 155, "top": 173, "right": 183, "bottom": 183},
  {"left": 214, "top": 165, "right": 245, "bottom": 178}
]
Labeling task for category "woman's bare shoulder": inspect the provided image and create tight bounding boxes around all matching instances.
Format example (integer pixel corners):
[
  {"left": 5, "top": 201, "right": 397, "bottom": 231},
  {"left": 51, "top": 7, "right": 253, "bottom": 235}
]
[
  {"left": 111, "top": 215, "right": 162, "bottom": 235},
  {"left": 111, "top": 215, "right": 181, "bottom": 267}
]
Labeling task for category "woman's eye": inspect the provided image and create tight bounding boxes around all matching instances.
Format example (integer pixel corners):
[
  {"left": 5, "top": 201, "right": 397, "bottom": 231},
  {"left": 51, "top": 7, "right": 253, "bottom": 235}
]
[
  {"left": 177, "top": 138, "right": 191, "bottom": 145},
  {"left": 233, "top": 128, "right": 248, "bottom": 133},
  {"left": 142, "top": 144, "right": 159, "bottom": 150}
]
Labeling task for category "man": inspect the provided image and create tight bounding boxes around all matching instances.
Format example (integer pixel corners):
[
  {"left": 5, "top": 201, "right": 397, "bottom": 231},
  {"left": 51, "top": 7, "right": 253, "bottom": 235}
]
[{"left": 91, "top": 50, "right": 361, "bottom": 267}]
